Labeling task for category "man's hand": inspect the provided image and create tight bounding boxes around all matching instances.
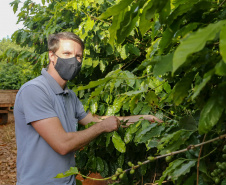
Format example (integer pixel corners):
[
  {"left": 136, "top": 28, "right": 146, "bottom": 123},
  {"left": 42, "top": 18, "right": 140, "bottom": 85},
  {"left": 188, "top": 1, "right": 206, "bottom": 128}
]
[
  {"left": 99, "top": 116, "right": 121, "bottom": 132},
  {"left": 143, "top": 115, "right": 163, "bottom": 123}
]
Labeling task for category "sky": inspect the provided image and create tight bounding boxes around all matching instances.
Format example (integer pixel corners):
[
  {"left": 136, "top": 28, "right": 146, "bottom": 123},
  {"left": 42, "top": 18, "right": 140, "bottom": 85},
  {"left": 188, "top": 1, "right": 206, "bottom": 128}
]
[{"left": 0, "top": 0, "right": 42, "bottom": 40}]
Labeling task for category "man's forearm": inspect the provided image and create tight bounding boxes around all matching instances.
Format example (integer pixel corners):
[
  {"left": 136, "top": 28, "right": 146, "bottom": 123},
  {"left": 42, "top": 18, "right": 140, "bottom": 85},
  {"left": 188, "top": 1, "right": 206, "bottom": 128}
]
[{"left": 65, "top": 121, "right": 105, "bottom": 153}]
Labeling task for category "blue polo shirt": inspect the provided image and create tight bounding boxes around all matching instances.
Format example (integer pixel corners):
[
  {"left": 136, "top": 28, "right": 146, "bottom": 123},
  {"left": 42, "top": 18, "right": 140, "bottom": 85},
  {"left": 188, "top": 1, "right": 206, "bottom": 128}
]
[{"left": 14, "top": 68, "right": 87, "bottom": 185}]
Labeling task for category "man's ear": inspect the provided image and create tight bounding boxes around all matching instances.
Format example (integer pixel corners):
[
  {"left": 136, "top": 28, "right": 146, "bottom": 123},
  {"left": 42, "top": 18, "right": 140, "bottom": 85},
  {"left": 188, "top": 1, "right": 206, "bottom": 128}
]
[{"left": 48, "top": 51, "right": 56, "bottom": 65}]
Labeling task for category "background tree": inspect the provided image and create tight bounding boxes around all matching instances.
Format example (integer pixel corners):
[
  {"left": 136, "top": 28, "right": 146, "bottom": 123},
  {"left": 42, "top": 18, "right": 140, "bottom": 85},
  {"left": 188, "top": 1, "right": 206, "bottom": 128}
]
[{"left": 0, "top": 38, "right": 36, "bottom": 89}]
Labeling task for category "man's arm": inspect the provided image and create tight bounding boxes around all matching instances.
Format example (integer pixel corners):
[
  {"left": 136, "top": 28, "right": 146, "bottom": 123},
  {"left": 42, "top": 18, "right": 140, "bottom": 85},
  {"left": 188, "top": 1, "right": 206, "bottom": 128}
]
[
  {"left": 31, "top": 115, "right": 120, "bottom": 155},
  {"left": 79, "top": 112, "right": 163, "bottom": 126}
]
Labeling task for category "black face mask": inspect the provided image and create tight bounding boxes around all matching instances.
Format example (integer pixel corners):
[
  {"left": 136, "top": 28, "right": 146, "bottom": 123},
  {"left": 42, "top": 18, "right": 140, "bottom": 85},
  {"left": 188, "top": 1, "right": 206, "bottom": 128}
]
[{"left": 54, "top": 54, "right": 82, "bottom": 81}]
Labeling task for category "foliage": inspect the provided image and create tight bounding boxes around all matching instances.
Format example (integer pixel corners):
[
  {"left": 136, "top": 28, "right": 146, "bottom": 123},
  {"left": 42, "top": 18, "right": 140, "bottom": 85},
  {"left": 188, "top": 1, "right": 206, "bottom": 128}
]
[
  {"left": 7, "top": 0, "right": 226, "bottom": 184},
  {"left": 0, "top": 38, "right": 37, "bottom": 89},
  {"left": 0, "top": 60, "right": 36, "bottom": 89}
]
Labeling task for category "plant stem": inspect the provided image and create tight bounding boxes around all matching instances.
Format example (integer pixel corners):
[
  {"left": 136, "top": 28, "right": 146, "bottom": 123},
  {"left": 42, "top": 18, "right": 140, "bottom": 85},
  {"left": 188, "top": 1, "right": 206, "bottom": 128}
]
[
  {"left": 75, "top": 134, "right": 226, "bottom": 181},
  {"left": 197, "top": 134, "right": 206, "bottom": 185}
]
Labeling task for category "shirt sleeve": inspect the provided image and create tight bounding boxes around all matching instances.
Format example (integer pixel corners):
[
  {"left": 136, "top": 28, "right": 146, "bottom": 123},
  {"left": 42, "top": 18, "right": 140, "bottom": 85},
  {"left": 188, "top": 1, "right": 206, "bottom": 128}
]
[{"left": 19, "top": 84, "right": 58, "bottom": 124}]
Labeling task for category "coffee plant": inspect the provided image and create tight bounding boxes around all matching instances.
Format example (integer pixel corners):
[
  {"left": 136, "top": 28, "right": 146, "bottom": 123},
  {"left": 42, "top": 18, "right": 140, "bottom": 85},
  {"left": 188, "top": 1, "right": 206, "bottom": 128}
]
[{"left": 4, "top": 0, "right": 226, "bottom": 184}]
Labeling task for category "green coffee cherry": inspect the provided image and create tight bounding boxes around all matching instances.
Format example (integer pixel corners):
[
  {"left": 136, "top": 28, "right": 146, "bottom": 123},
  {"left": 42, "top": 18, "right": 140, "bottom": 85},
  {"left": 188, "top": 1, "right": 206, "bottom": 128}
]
[
  {"left": 165, "top": 156, "right": 172, "bottom": 162},
  {"left": 216, "top": 162, "right": 221, "bottom": 167},
  {"left": 222, "top": 154, "right": 226, "bottom": 159},
  {"left": 217, "top": 169, "right": 221, "bottom": 173},
  {"left": 214, "top": 177, "right": 220, "bottom": 184},
  {"left": 138, "top": 161, "right": 142, "bottom": 165},
  {"left": 148, "top": 156, "right": 155, "bottom": 162},
  {"left": 111, "top": 176, "right": 117, "bottom": 181},
  {"left": 128, "top": 161, "right": 133, "bottom": 167},
  {"left": 115, "top": 171, "right": 120, "bottom": 175},
  {"left": 130, "top": 169, "right": 135, "bottom": 174},
  {"left": 117, "top": 168, "right": 123, "bottom": 173},
  {"left": 119, "top": 173, "right": 124, "bottom": 179},
  {"left": 223, "top": 145, "right": 226, "bottom": 153}
]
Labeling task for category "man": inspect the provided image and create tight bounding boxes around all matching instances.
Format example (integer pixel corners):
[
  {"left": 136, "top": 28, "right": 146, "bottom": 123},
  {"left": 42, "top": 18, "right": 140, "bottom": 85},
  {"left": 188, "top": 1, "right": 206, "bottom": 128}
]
[{"left": 14, "top": 32, "right": 161, "bottom": 185}]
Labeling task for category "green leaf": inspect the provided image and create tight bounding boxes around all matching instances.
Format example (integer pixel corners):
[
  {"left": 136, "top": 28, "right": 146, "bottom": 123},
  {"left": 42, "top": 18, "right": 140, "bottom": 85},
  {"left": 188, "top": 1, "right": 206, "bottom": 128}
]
[
  {"left": 89, "top": 97, "right": 99, "bottom": 114},
  {"left": 183, "top": 173, "right": 196, "bottom": 185},
  {"left": 167, "top": 3, "right": 195, "bottom": 26},
  {"left": 120, "top": 45, "right": 128, "bottom": 59},
  {"left": 135, "top": 123, "right": 157, "bottom": 143},
  {"left": 98, "top": 0, "right": 133, "bottom": 19},
  {"left": 198, "top": 96, "right": 224, "bottom": 134},
  {"left": 158, "top": 19, "right": 182, "bottom": 55},
  {"left": 106, "top": 132, "right": 113, "bottom": 147},
  {"left": 112, "top": 96, "right": 127, "bottom": 114},
  {"left": 73, "top": 77, "right": 112, "bottom": 91},
  {"left": 90, "top": 84, "right": 105, "bottom": 97},
  {"left": 145, "top": 91, "right": 158, "bottom": 106},
  {"left": 97, "top": 157, "right": 104, "bottom": 172},
  {"left": 139, "top": 1, "right": 153, "bottom": 36},
  {"left": 117, "top": 154, "right": 124, "bottom": 167},
  {"left": 158, "top": 130, "right": 193, "bottom": 154},
  {"left": 170, "top": 160, "right": 196, "bottom": 181},
  {"left": 83, "top": 17, "right": 95, "bottom": 33},
  {"left": 87, "top": 156, "right": 97, "bottom": 171},
  {"left": 128, "top": 44, "right": 140, "bottom": 56},
  {"left": 215, "top": 60, "right": 226, "bottom": 76},
  {"left": 146, "top": 38, "right": 161, "bottom": 59},
  {"left": 100, "top": 160, "right": 109, "bottom": 177},
  {"left": 153, "top": 53, "right": 173, "bottom": 76},
  {"left": 123, "top": 71, "right": 136, "bottom": 87},
  {"left": 221, "top": 179, "right": 226, "bottom": 185},
  {"left": 159, "top": 0, "right": 171, "bottom": 24},
  {"left": 139, "top": 125, "right": 165, "bottom": 143},
  {"left": 133, "top": 102, "right": 143, "bottom": 115},
  {"left": 220, "top": 24, "right": 226, "bottom": 64},
  {"left": 171, "top": 72, "right": 195, "bottom": 105},
  {"left": 157, "top": 159, "right": 186, "bottom": 185},
  {"left": 124, "top": 121, "right": 141, "bottom": 144},
  {"left": 140, "top": 163, "right": 147, "bottom": 176},
  {"left": 192, "top": 69, "right": 215, "bottom": 100},
  {"left": 10, "top": 0, "right": 20, "bottom": 14},
  {"left": 124, "top": 90, "right": 144, "bottom": 96},
  {"left": 112, "top": 131, "right": 126, "bottom": 153},
  {"left": 109, "top": 13, "right": 124, "bottom": 47},
  {"left": 116, "top": 2, "right": 140, "bottom": 44},
  {"left": 147, "top": 138, "right": 159, "bottom": 149},
  {"left": 179, "top": 116, "right": 197, "bottom": 131},
  {"left": 76, "top": 179, "right": 83, "bottom": 185},
  {"left": 55, "top": 167, "right": 79, "bottom": 178},
  {"left": 129, "top": 94, "right": 140, "bottom": 113},
  {"left": 174, "top": 23, "right": 199, "bottom": 39},
  {"left": 145, "top": 0, "right": 168, "bottom": 20},
  {"left": 42, "top": 0, "right": 45, "bottom": 5},
  {"left": 173, "top": 20, "right": 226, "bottom": 73}
]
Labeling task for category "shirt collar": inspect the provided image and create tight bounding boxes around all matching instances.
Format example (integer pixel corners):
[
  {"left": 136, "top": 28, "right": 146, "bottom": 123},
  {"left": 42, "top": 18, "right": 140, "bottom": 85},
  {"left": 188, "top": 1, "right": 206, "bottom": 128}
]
[{"left": 41, "top": 68, "right": 69, "bottom": 95}]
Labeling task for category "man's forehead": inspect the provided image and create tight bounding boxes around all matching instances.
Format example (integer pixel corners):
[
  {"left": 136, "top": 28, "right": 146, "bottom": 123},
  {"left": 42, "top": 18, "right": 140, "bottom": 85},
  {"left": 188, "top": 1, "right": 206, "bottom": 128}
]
[{"left": 59, "top": 39, "right": 82, "bottom": 50}]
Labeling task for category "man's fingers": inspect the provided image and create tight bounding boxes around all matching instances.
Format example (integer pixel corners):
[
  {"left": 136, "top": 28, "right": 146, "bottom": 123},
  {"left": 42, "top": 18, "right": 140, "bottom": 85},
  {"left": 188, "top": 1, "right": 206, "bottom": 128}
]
[{"left": 151, "top": 117, "right": 163, "bottom": 123}]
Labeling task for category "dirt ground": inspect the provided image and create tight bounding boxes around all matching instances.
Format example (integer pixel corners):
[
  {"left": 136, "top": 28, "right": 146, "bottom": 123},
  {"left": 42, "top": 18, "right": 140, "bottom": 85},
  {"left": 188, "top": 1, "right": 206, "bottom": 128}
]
[
  {"left": 0, "top": 122, "right": 108, "bottom": 185},
  {"left": 0, "top": 123, "right": 17, "bottom": 185}
]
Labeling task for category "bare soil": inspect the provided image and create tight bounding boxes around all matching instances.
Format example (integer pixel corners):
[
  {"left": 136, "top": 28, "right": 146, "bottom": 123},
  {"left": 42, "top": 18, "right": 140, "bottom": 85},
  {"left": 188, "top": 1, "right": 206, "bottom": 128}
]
[{"left": 0, "top": 123, "right": 17, "bottom": 185}]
